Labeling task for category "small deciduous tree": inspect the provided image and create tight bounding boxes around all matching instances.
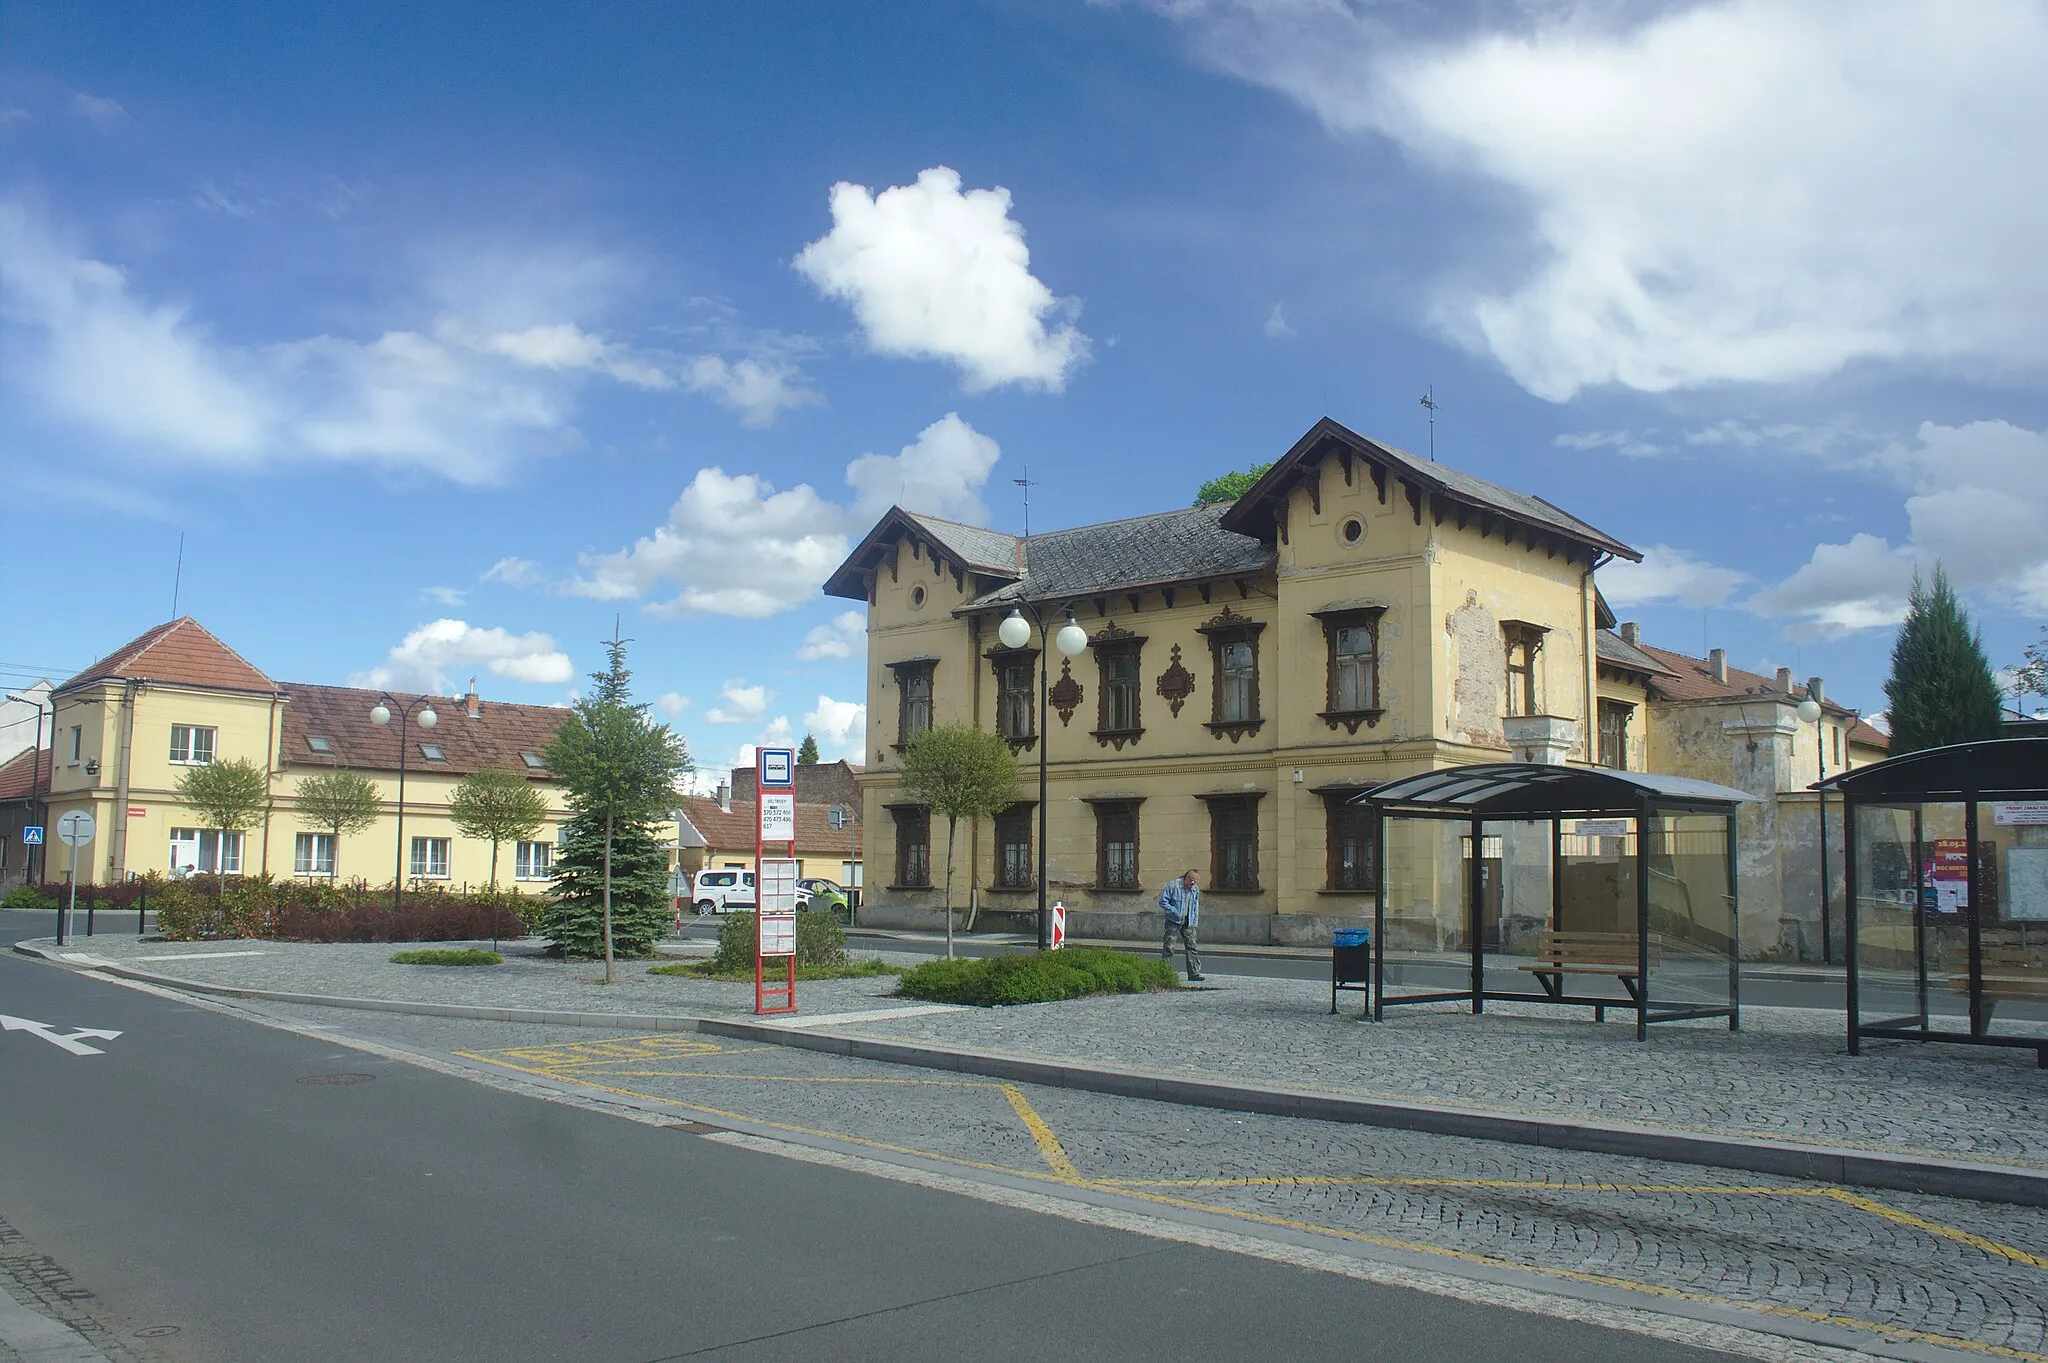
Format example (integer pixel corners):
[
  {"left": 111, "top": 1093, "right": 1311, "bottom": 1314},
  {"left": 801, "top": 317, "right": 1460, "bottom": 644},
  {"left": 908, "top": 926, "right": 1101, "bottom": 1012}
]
[
  {"left": 797, "top": 732, "right": 821, "bottom": 765},
  {"left": 293, "top": 769, "right": 382, "bottom": 881},
  {"left": 1193, "top": 462, "right": 1273, "bottom": 507},
  {"left": 2013, "top": 627, "right": 2048, "bottom": 713},
  {"left": 1883, "top": 564, "right": 2004, "bottom": 755},
  {"left": 896, "top": 723, "right": 1021, "bottom": 959},
  {"left": 449, "top": 767, "right": 548, "bottom": 888},
  {"left": 542, "top": 631, "right": 690, "bottom": 979},
  {"left": 177, "top": 757, "right": 269, "bottom": 906}
]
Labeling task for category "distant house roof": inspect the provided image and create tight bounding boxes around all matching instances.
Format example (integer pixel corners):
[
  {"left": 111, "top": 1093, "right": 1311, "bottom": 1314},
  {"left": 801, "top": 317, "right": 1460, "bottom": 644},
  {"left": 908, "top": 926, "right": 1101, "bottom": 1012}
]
[
  {"left": 279, "top": 684, "right": 573, "bottom": 778},
  {"left": 824, "top": 507, "right": 1023, "bottom": 600},
  {"left": 58, "top": 618, "right": 279, "bottom": 696},
  {"left": 730, "top": 759, "right": 863, "bottom": 807},
  {"left": 1220, "top": 418, "right": 1639, "bottom": 563},
  {"left": 676, "top": 795, "right": 856, "bottom": 854},
  {"left": 1596, "top": 630, "right": 1679, "bottom": 679},
  {"left": 964, "top": 504, "right": 1275, "bottom": 610},
  {"left": 1636, "top": 643, "right": 1889, "bottom": 750},
  {"left": 0, "top": 746, "right": 46, "bottom": 802}
]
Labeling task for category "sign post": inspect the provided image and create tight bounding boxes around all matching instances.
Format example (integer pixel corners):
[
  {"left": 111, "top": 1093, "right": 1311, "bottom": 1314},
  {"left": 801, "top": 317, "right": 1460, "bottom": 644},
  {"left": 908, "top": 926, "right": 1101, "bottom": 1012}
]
[
  {"left": 754, "top": 747, "right": 799, "bottom": 1015},
  {"left": 55, "top": 811, "right": 96, "bottom": 947}
]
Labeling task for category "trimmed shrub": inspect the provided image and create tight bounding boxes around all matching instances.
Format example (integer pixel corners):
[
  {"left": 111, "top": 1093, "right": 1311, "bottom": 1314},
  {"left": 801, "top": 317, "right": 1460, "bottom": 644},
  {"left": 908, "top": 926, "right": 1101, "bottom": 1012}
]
[
  {"left": 895, "top": 947, "right": 1179, "bottom": 1007},
  {"left": 391, "top": 948, "right": 502, "bottom": 966},
  {"left": 152, "top": 874, "right": 527, "bottom": 943},
  {"left": 711, "top": 908, "right": 849, "bottom": 972},
  {"left": 649, "top": 957, "right": 895, "bottom": 982},
  {"left": 4, "top": 884, "right": 59, "bottom": 910}
]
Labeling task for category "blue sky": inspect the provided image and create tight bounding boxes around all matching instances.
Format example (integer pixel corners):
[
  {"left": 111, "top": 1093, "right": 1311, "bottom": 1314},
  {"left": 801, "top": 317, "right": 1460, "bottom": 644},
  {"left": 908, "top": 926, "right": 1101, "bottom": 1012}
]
[{"left": 5, "top": 0, "right": 2045, "bottom": 779}]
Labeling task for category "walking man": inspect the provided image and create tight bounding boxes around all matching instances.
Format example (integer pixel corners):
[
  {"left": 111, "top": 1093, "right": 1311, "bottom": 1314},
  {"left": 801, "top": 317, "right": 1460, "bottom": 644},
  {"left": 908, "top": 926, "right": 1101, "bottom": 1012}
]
[{"left": 1159, "top": 868, "right": 1203, "bottom": 981}]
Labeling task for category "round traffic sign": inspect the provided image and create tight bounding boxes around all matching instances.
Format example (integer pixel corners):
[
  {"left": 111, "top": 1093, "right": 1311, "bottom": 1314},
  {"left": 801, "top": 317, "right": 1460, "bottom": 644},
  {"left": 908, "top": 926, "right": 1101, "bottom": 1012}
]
[{"left": 56, "top": 810, "right": 96, "bottom": 847}]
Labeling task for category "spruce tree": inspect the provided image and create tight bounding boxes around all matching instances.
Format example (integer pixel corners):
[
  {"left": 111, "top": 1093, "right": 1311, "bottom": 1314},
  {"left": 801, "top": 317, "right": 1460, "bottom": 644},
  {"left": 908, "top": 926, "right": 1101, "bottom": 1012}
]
[
  {"left": 539, "top": 629, "right": 690, "bottom": 971},
  {"left": 1882, "top": 564, "right": 2004, "bottom": 755},
  {"left": 797, "top": 733, "right": 821, "bottom": 765}
]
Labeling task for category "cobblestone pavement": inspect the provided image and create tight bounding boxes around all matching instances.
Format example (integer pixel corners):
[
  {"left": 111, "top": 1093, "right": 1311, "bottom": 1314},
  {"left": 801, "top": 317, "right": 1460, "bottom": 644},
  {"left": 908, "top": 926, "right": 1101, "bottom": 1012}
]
[
  {"left": 46, "top": 933, "right": 2047, "bottom": 1169},
  {"left": 0, "top": 1213, "right": 150, "bottom": 1363},
  {"left": 191, "top": 997, "right": 2048, "bottom": 1361}
]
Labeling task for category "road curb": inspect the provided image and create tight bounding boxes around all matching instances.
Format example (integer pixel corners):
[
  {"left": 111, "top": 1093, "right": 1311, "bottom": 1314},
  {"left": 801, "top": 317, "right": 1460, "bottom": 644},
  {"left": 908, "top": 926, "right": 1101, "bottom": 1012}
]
[{"left": 17, "top": 940, "right": 2042, "bottom": 1209}]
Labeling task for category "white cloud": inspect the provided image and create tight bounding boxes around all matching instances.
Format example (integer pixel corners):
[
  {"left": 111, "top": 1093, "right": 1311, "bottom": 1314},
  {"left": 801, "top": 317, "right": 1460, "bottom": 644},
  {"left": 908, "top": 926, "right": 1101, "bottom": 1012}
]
[
  {"left": 794, "top": 166, "right": 1090, "bottom": 392},
  {"left": 704, "top": 680, "right": 770, "bottom": 726},
  {"left": 1751, "top": 420, "right": 2048, "bottom": 635},
  {"left": 569, "top": 412, "right": 1004, "bottom": 619},
  {"left": 420, "top": 585, "right": 466, "bottom": 607},
  {"left": 348, "top": 619, "right": 574, "bottom": 694},
  {"left": 845, "top": 412, "right": 1001, "bottom": 526},
  {"left": 72, "top": 92, "right": 125, "bottom": 124},
  {"left": 0, "top": 204, "right": 809, "bottom": 484},
  {"left": 797, "top": 610, "right": 867, "bottom": 662},
  {"left": 656, "top": 692, "right": 692, "bottom": 720},
  {"left": 1263, "top": 304, "right": 1295, "bottom": 339},
  {"left": 565, "top": 468, "right": 851, "bottom": 618},
  {"left": 803, "top": 695, "right": 867, "bottom": 758},
  {"left": 1154, "top": 0, "right": 2048, "bottom": 400},
  {"left": 482, "top": 557, "right": 545, "bottom": 588},
  {"left": 1552, "top": 429, "right": 1669, "bottom": 460},
  {"left": 1600, "top": 546, "right": 1749, "bottom": 610},
  {"left": 683, "top": 355, "right": 821, "bottom": 427}
]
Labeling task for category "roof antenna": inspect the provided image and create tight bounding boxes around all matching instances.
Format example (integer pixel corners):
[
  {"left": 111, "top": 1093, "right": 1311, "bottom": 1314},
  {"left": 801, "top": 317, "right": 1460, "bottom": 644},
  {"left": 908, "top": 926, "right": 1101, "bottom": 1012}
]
[
  {"left": 1418, "top": 388, "right": 1439, "bottom": 462},
  {"left": 171, "top": 532, "right": 185, "bottom": 619},
  {"left": 1013, "top": 466, "right": 1035, "bottom": 539}
]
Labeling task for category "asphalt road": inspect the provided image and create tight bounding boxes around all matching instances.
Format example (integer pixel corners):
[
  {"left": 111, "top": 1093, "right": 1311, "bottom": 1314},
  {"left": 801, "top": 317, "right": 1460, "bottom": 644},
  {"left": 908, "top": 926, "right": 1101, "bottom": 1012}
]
[{"left": 0, "top": 939, "right": 1748, "bottom": 1363}]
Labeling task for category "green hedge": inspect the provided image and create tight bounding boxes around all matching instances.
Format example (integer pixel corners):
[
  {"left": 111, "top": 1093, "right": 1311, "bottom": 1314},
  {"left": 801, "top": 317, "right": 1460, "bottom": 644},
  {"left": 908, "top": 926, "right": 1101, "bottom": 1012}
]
[
  {"left": 390, "top": 948, "right": 502, "bottom": 966},
  {"left": 895, "top": 947, "right": 1179, "bottom": 1007},
  {"left": 710, "top": 909, "right": 847, "bottom": 971}
]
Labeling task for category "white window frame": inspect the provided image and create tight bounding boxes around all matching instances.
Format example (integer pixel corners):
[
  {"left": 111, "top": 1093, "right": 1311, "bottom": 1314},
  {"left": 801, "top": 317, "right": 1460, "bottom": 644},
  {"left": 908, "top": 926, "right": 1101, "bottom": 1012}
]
[
  {"left": 294, "top": 832, "right": 336, "bottom": 877},
  {"left": 514, "top": 840, "right": 553, "bottom": 881},
  {"left": 67, "top": 724, "right": 82, "bottom": 765},
  {"left": 409, "top": 836, "right": 451, "bottom": 880},
  {"left": 170, "top": 724, "right": 218, "bottom": 765},
  {"left": 169, "top": 827, "right": 243, "bottom": 875}
]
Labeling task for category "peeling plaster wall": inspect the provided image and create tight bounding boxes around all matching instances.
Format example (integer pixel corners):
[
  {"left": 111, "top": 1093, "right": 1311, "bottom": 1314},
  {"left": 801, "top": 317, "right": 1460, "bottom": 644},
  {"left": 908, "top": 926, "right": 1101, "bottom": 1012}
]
[{"left": 1446, "top": 593, "right": 1504, "bottom": 749}]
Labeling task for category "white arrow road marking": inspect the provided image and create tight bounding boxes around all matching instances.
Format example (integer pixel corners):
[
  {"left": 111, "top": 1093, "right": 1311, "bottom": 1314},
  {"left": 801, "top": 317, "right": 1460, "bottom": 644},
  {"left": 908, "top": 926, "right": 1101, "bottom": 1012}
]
[{"left": 0, "top": 1014, "right": 124, "bottom": 1056}]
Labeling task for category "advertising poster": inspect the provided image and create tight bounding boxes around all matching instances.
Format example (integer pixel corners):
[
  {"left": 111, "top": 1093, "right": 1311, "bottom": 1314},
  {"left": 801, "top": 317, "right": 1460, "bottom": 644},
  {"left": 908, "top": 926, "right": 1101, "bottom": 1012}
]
[{"left": 1928, "top": 839, "right": 1969, "bottom": 914}]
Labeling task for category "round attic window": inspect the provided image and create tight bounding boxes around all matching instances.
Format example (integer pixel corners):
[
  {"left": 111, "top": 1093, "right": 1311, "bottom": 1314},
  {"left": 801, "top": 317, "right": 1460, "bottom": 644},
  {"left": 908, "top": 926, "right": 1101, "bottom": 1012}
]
[
  {"left": 1340, "top": 517, "right": 1365, "bottom": 546},
  {"left": 909, "top": 584, "right": 928, "bottom": 609}
]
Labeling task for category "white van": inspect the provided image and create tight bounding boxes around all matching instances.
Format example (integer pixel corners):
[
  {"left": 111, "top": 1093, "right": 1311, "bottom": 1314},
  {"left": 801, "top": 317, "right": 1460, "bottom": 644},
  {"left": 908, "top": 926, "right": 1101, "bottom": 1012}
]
[{"left": 690, "top": 868, "right": 757, "bottom": 914}]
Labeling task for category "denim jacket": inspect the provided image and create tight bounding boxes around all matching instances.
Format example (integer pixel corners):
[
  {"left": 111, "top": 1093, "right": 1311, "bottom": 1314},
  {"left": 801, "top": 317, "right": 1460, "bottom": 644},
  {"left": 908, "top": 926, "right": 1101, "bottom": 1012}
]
[{"left": 1158, "top": 878, "right": 1200, "bottom": 927}]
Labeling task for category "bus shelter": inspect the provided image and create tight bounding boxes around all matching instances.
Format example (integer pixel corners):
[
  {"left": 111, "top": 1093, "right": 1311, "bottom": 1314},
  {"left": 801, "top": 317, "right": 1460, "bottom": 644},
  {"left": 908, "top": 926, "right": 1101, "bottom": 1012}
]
[
  {"left": 1823, "top": 737, "right": 2048, "bottom": 1067},
  {"left": 1358, "top": 765, "right": 1751, "bottom": 1040}
]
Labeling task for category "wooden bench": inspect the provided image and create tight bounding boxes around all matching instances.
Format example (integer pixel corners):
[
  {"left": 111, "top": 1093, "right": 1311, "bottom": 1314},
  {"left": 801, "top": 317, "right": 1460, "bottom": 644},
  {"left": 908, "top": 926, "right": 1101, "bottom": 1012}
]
[
  {"left": 1517, "top": 931, "right": 1659, "bottom": 1021},
  {"left": 1948, "top": 946, "right": 2048, "bottom": 1019}
]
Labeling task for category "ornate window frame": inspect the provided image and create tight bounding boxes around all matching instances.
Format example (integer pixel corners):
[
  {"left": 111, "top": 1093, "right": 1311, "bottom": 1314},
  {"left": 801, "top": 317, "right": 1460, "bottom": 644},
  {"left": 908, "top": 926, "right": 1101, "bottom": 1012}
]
[
  {"left": 887, "top": 657, "right": 938, "bottom": 751},
  {"left": 1313, "top": 605, "right": 1386, "bottom": 734},
  {"left": 1089, "top": 620, "right": 1146, "bottom": 750},
  {"left": 985, "top": 645, "right": 1038, "bottom": 753},
  {"left": 1197, "top": 606, "right": 1266, "bottom": 742}
]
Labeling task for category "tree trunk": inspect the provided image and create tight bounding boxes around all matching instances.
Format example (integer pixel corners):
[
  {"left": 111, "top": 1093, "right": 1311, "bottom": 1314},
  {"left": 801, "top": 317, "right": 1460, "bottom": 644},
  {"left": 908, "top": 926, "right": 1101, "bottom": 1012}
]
[
  {"left": 943, "top": 814, "right": 958, "bottom": 960},
  {"left": 331, "top": 819, "right": 342, "bottom": 884},
  {"left": 601, "top": 808, "right": 616, "bottom": 984},
  {"left": 488, "top": 839, "right": 500, "bottom": 889}
]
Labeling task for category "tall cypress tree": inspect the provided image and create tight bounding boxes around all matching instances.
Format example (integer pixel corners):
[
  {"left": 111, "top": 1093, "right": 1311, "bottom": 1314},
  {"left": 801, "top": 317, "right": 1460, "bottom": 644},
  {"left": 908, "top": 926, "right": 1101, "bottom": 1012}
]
[
  {"left": 1882, "top": 564, "right": 2004, "bottom": 755},
  {"left": 539, "top": 631, "right": 690, "bottom": 968}
]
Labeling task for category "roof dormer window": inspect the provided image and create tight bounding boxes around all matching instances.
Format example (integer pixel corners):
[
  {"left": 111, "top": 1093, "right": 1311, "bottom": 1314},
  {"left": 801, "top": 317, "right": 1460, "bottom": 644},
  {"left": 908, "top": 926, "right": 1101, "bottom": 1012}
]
[
  {"left": 520, "top": 750, "right": 547, "bottom": 769},
  {"left": 306, "top": 735, "right": 333, "bottom": 754},
  {"left": 419, "top": 743, "right": 447, "bottom": 762}
]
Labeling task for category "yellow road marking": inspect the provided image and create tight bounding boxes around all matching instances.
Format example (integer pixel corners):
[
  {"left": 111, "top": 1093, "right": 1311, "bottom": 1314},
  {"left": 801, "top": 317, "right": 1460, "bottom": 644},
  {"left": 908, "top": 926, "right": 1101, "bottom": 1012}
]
[
  {"left": 1821, "top": 1188, "right": 2048, "bottom": 1271},
  {"left": 453, "top": 1044, "right": 2048, "bottom": 1362},
  {"left": 1001, "top": 1084, "right": 1082, "bottom": 1179}
]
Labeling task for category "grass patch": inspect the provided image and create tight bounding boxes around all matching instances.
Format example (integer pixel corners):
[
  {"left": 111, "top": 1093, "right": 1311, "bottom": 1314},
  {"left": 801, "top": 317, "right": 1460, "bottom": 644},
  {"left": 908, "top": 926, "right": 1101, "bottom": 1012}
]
[
  {"left": 389, "top": 948, "right": 502, "bottom": 966},
  {"left": 895, "top": 947, "right": 1178, "bottom": 1007},
  {"left": 649, "top": 957, "right": 899, "bottom": 982}
]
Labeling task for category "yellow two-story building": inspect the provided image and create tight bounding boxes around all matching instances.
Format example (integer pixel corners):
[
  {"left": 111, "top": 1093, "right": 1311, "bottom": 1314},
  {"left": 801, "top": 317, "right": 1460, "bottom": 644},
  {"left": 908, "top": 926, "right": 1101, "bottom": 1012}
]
[{"left": 33, "top": 618, "right": 574, "bottom": 891}]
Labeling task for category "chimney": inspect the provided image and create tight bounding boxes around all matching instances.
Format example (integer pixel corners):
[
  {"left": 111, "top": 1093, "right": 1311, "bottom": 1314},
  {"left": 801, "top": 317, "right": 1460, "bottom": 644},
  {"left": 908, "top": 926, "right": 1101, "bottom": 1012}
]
[
  {"left": 1807, "top": 676, "right": 1825, "bottom": 705},
  {"left": 1619, "top": 622, "right": 1641, "bottom": 646},
  {"left": 1708, "top": 648, "right": 1728, "bottom": 684},
  {"left": 465, "top": 676, "right": 481, "bottom": 720},
  {"left": 715, "top": 780, "right": 731, "bottom": 814},
  {"left": 1775, "top": 666, "right": 1794, "bottom": 694}
]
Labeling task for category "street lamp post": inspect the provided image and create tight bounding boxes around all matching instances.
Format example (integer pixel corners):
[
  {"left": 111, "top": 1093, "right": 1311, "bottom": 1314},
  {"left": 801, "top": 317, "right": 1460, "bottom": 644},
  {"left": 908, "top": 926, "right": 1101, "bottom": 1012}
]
[
  {"left": 998, "top": 604, "right": 1089, "bottom": 950},
  {"left": 1797, "top": 694, "right": 1831, "bottom": 965},
  {"left": 370, "top": 694, "right": 438, "bottom": 912}
]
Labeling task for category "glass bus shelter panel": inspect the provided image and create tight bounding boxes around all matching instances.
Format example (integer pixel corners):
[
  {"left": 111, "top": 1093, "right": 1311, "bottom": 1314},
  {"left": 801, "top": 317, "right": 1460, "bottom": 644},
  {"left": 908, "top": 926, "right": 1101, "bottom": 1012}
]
[
  {"left": 1487, "top": 820, "right": 1555, "bottom": 958},
  {"left": 1853, "top": 803, "right": 1926, "bottom": 1033},
  {"left": 1916, "top": 802, "right": 1973, "bottom": 1032},
  {"left": 1378, "top": 816, "right": 1469, "bottom": 996},
  {"left": 1646, "top": 811, "right": 1734, "bottom": 1012},
  {"left": 1976, "top": 801, "right": 2048, "bottom": 1035},
  {"left": 1559, "top": 821, "right": 1637, "bottom": 936}
]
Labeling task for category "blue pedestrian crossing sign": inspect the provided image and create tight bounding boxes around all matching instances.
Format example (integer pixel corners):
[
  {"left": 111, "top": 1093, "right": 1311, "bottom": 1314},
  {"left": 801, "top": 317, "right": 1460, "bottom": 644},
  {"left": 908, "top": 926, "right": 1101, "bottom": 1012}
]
[{"left": 21, "top": 826, "right": 42, "bottom": 846}]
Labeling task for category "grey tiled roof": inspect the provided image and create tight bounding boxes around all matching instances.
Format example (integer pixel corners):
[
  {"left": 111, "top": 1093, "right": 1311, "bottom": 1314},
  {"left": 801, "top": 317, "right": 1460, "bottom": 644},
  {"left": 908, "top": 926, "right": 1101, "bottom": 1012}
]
[
  {"left": 901, "top": 513, "right": 1022, "bottom": 576},
  {"left": 965, "top": 504, "right": 1273, "bottom": 609},
  {"left": 1596, "top": 630, "right": 1679, "bottom": 677}
]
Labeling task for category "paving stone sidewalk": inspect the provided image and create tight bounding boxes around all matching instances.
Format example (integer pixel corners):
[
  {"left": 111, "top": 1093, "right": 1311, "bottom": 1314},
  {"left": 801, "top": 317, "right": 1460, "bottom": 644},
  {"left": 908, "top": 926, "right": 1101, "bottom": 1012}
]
[{"left": 29, "top": 933, "right": 2048, "bottom": 1169}]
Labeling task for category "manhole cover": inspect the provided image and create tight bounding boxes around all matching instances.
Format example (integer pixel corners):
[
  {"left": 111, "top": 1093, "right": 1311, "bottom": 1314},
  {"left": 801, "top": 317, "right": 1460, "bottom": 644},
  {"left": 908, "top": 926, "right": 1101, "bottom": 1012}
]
[
  {"left": 666, "top": 1121, "right": 723, "bottom": 1135},
  {"left": 297, "top": 1073, "right": 376, "bottom": 1086},
  {"left": 135, "top": 1326, "right": 181, "bottom": 1338}
]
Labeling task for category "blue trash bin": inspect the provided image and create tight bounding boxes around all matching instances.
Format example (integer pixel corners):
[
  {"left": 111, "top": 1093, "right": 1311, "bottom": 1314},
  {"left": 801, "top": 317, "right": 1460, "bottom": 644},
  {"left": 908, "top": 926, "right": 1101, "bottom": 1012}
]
[{"left": 1331, "top": 927, "right": 1372, "bottom": 1013}]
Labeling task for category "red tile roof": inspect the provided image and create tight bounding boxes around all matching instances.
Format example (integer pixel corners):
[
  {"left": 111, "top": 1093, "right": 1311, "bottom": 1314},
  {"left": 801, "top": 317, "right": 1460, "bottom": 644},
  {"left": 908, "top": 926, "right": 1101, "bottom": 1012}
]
[
  {"left": 678, "top": 795, "right": 861, "bottom": 855},
  {"left": 60, "top": 618, "right": 278, "bottom": 696},
  {"left": 0, "top": 746, "right": 47, "bottom": 802},
  {"left": 1638, "top": 643, "right": 1889, "bottom": 750},
  {"left": 280, "top": 684, "right": 575, "bottom": 779}
]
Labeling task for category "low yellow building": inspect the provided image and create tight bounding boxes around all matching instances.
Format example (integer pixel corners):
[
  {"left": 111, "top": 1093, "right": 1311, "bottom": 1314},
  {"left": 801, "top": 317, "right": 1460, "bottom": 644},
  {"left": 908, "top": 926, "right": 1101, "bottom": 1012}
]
[{"left": 35, "top": 618, "right": 574, "bottom": 891}]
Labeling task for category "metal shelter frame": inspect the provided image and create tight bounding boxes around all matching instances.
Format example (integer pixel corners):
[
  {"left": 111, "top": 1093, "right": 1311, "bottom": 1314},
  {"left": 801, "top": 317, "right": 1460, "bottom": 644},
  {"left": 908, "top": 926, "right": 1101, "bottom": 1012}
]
[
  {"left": 1357, "top": 764, "right": 1751, "bottom": 1040},
  {"left": 1821, "top": 736, "right": 2048, "bottom": 1068}
]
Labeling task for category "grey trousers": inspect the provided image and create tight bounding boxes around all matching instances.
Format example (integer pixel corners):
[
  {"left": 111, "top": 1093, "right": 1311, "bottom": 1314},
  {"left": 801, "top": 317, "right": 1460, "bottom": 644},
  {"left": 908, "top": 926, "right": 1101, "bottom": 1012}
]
[{"left": 1162, "top": 918, "right": 1201, "bottom": 977}]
